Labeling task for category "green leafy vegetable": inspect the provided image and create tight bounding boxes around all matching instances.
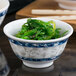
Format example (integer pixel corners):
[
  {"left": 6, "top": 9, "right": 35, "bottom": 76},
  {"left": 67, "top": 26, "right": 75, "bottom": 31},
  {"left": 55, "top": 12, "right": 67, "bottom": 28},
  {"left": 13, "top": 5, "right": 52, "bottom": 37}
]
[{"left": 15, "top": 18, "right": 68, "bottom": 40}]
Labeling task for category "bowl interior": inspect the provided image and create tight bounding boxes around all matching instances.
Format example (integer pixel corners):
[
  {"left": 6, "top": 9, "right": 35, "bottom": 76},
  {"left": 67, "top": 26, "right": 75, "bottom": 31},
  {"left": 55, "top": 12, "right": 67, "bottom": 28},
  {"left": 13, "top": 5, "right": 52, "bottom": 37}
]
[
  {"left": 3, "top": 18, "right": 73, "bottom": 43},
  {"left": 0, "top": 0, "right": 9, "bottom": 12}
]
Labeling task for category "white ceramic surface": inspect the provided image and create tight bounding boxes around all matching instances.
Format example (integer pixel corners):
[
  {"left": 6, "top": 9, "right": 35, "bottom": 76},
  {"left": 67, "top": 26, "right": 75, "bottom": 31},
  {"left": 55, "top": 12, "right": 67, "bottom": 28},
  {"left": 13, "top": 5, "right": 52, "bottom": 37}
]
[
  {"left": 0, "top": 49, "right": 10, "bottom": 76},
  {"left": 9, "top": 41, "right": 67, "bottom": 59},
  {"left": 0, "top": 0, "right": 10, "bottom": 25},
  {"left": 3, "top": 18, "right": 73, "bottom": 68},
  {"left": 55, "top": 0, "right": 76, "bottom": 10},
  {"left": 9, "top": 41, "right": 67, "bottom": 68}
]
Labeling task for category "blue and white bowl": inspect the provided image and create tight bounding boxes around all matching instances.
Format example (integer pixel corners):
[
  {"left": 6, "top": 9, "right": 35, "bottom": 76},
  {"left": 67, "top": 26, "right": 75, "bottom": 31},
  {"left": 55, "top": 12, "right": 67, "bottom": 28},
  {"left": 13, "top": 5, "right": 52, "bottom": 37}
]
[
  {"left": 0, "top": 49, "right": 10, "bottom": 76},
  {"left": 55, "top": 0, "right": 76, "bottom": 10},
  {"left": 0, "top": 0, "right": 10, "bottom": 26},
  {"left": 3, "top": 18, "right": 73, "bottom": 68}
]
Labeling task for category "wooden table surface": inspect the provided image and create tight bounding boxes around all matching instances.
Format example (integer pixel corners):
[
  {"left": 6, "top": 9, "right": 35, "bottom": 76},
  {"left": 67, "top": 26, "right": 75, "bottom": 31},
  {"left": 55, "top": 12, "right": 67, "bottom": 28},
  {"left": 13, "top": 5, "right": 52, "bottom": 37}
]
[
  {"left": 16, "top": 0, "right": 76, "bottom": 31},
  {"left": 0, "top": 13, "right": 76, "bottom": 76}
]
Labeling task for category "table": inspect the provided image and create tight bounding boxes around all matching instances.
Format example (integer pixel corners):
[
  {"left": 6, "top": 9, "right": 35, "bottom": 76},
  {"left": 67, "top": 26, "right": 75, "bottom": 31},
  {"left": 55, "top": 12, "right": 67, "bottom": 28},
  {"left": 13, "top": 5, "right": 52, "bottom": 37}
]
[
  {"left": 0, "top": 14, "right": 76, "bottom": 76},
  {"left": 16, "top": 0, "right": 76, "bottom": 31}
]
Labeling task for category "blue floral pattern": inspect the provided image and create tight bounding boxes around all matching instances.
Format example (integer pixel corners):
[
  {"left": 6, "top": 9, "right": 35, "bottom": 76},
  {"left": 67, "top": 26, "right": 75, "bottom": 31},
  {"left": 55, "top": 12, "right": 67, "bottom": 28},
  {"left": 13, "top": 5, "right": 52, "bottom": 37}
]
[
  {"left": 9, "top": 38, "right": 68, "bottom": 48},
  {"left": 16, "top": 54, "right": 60, "bottom": 61},
  {"left": 0, "top": 64, "right": 9, "bottom": 76},
  {"left": 0, "top": 10, "right": 7, "bottom": 17}
]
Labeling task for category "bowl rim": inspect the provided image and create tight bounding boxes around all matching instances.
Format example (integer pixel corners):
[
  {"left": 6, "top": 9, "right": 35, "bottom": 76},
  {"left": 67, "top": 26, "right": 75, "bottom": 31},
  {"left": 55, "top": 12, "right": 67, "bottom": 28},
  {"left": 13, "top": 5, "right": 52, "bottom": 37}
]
[
  {"left": 3, "top": 18, "right": 73, "bottom": 43},
  {"left": 55, "top": 0, "right": 76, "bottom": 3},
  {"left": 0, "top": 0, "right": 10, "bottom": 12}
]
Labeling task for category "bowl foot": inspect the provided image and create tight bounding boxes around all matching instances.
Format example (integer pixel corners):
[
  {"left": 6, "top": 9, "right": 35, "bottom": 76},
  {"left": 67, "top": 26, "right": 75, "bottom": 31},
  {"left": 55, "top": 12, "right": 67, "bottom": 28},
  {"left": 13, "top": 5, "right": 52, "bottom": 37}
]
[{"left": 23, "top": 61, "right": 53, "bottom": 68}]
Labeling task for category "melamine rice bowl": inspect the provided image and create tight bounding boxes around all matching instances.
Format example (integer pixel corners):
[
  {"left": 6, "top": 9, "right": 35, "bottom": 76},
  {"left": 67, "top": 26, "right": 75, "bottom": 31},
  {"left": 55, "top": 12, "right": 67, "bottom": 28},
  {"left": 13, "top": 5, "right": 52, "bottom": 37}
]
[
  {"left": 0, "top": 0, "right": 10, "bottom": 25},
  {"left": 3, "top": 18, "right": 73, "bottom": 68},
  {"left": 55, "top": 0, "right": 76, "bottom": 10}
]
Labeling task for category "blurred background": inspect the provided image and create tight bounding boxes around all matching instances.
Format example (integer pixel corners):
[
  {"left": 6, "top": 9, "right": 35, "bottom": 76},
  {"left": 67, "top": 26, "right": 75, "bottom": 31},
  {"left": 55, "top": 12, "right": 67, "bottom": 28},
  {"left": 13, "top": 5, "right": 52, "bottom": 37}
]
[
  {"left": 8, "top": 0, "right": 35, "bottom": 14},
  {"left": 0, "top": 0, "right": 76, "bottom": 76}
]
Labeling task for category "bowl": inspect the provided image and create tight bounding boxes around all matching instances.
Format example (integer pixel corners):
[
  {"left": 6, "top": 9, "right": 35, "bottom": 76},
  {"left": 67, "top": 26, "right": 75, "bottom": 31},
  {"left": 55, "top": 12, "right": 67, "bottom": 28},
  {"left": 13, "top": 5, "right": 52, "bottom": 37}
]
[
  {"left": 0, "top": 49, "right": 10, "bottom": 76},
  {"left": 55, "top": 0, "right": 76, "bottom": 10},
  {"left": 0, "top": 0, "right": 10, "bottom": 26},
  {"left": 3, "top": 18, "right": 73, "bottom": 68}
]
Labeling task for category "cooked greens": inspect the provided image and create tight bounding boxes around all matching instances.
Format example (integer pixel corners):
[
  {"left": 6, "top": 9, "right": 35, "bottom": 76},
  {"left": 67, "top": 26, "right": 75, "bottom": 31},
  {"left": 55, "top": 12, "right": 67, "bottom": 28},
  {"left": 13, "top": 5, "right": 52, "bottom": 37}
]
[{"left": 15, "top": 18, "right": 68, "bottom": 40}]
